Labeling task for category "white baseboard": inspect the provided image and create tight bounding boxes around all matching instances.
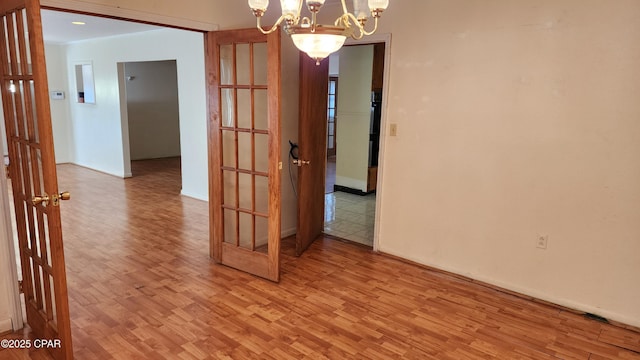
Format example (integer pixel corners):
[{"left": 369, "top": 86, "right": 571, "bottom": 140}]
[
  {"left": 180, "top": 190, "right": 207, "bottom": 202},
  {"left": 0, "top": 318, "right": 12, "bottom": 334},
  {"left": 379, "top": 246, "right": 640, "bottom": 329},
  {"left": 282, "top": 227, "right": 297, "bottom": 238}
]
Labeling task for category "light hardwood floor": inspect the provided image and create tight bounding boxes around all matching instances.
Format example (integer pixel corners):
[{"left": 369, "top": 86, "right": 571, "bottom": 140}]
[{"left": 1, "top": 158, "right": 639, "bottom": 359}]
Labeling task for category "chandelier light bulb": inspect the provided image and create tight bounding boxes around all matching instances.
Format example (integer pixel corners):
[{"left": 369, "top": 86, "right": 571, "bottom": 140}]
[
  {"left": 353, "top": 0, "right": 369, "bottom": 20},
  {"left": 306, "top": 0, "right": 326, "bottom": 6},
  {"left": 291, "top": 33, "right": 347, "bottom": 65},
  {"left": 368, "top": 0, "right": 389, "bottom": 10},
  {"left": 248, "top": 0, "right": 269, "bottom": 12},
  {"left": 280, "top": 0, "right": 301, "bottom": 17}
]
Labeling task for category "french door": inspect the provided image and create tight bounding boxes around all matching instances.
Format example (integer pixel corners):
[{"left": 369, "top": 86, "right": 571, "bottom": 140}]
[
  {"left": 0, "top": 0, "right": 73, "bottom": 359},
  {"left": 206, "top": 29, "right": 282, "bottom": 281}
]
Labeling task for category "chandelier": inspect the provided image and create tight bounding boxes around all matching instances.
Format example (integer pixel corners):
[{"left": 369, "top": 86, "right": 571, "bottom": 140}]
[{"left": 248, "top": 0, "right": 389, "bottom": 64}]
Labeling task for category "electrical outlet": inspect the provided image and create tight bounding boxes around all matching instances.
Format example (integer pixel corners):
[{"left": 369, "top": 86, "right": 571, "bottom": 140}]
[
  {"left": 536, "top": 235, "right": 548, "bottom": 249},
  {"left": 389, "top": 123, "right": 398, "bottom": 136}
]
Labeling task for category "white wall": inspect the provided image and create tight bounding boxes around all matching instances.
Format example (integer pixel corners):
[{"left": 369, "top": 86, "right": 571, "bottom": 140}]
[
  {"left": 375, "top": 0, "right": 640, "bottom": 327},
  {"left": 335, "top": 45, "right": 373, "bottom": 192},
  {"left": 124, "top": 60, "right": 181, "bottom": 161},
  {"left": 45, "top": 44, "right": 73, "bottom": 163},
  {"left": 64, "top": 29, "right": 207, "bottom": 199}
]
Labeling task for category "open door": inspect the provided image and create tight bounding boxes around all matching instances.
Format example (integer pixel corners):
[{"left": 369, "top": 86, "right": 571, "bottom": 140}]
[
  {"left": 295, "top": 54, "right": 329, "bottom": 256},
  {"left": 206, "top": 29, "right": 282, "bottom": 281},
  {"left": 0, "top": 1, "right": 73, "bottom": 359}
]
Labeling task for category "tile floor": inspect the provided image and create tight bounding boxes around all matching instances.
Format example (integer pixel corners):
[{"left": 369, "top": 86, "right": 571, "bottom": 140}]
[{"left": 324, "top": 191, "right": 376, "bottom": 246}]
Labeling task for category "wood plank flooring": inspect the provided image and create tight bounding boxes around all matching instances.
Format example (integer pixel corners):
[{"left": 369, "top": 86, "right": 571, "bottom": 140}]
[{"left": 2, "top": 158, "right": 639, "bottom": 359}]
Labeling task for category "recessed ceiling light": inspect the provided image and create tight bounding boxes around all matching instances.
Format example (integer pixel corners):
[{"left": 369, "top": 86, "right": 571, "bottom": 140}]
[{"left": 71, "top": 21, "right": 86, "bottom": 25}]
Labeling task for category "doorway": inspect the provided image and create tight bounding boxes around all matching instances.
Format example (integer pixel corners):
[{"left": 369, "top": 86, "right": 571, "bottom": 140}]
[
  {"left": 322, "top": 43, "right": 386, "bottom": 247},
  {"left": 122, "top": 60, "right": 182, "bottom": 175},
  {"left": 0, "top": 7, "right": 205, "bottom": 343},
  {"left": 120, "top": 60, "right": 183, "bottom": 190}
]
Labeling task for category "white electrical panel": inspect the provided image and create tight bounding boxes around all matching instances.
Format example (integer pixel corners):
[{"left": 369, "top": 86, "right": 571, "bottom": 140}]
[{"left": 50, "top": 90, "right": 65, "bottom": 100}]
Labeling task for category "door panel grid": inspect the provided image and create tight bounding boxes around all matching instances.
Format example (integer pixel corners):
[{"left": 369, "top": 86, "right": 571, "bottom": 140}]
[{"left": 219, "top": 41, "right": 269, "bottom": 251}]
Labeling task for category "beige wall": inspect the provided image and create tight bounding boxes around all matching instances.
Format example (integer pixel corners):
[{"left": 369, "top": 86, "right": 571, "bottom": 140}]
[
  {"left": 125, "top": 60, "right": 181, "bottom": 161},
  {"left": 28, "top": 0, "right": 640, "bottom": 327},
  {"left": 376, "top": 0, "right": 640, "bottom": 327},
  {"left": 0, "top": 158, "right": 20, "bottom": 332}
]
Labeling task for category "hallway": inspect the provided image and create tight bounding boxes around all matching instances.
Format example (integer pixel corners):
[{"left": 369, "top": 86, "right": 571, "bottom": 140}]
[{"left": 1, "top": 159, "right": 638, "bottom": 359}]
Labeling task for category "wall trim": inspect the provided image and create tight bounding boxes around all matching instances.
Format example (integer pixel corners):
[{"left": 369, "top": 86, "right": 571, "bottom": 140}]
[
  {"left": 0, "top": 318, "right": 13, "bottom": 335},
  {"left": 281, "top": 227, "right": 297, "bottom": 239},
  {"left": 67, "top": 162, "right": 128, "bottom": 179},
  {"left": 335, "top": 175, "right": 367, "bottom": 193},
  {"left": 333, "top": 185, "right": 373, "bottom": 196},
  {"left": 180, "top": 191, "right": 207, "bottom": 203}
]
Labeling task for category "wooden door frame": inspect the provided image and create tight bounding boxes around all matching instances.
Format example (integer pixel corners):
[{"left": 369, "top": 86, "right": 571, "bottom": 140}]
[{"left": 347, "top": 34, "right": 390, "bottom": 251}]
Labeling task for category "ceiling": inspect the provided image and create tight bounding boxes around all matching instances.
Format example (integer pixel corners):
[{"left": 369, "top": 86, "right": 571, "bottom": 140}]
[
  {"left": 40, "top": 1, "right": 350, "bottom": 44},
  {"left": 41, "top": 10, "right": 163, "bottom": 44}
]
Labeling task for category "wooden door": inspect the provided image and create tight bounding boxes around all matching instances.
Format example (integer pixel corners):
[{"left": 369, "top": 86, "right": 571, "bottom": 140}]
[
  {"left": 295, "top": 54, "right": 329, "bottom": 256},
  {"left": 0, "top": 1, "right": 73, "bottom": 359},
  {"left": 206, "top": 29, "right": 282, "bottom": 281}
]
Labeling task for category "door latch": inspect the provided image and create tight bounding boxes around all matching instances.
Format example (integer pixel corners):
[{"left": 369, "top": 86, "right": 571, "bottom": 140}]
[{"left": 292, "top": 159, "right": 310, "bottom": 167}]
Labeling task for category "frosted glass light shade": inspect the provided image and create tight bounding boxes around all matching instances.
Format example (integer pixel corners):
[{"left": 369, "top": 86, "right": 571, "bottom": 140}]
[
  {"left": 281, "top": 0, "right": 301, "bottom": 16},
  {"left": 368, "top": 0, "right": 389, "bottom": 10},
  {"left": 248, "top": 0, "right": 269, "bottom": 11},
  {"left": 291, "top": 33, "right": 347, "bottom": 63},
  {"left": 353, "top": 0, "right": 369, "bottom": 19}
]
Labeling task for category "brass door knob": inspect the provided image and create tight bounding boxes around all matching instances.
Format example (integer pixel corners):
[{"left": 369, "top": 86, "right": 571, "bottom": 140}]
[
  {"left": 32, "top": 194, "right": 50, "bottom": 206},
  {"left": 32, "top": 191, "right": 70, "bottom": 206},
  {"left": 59, "top": 191, "right": 71, "bottom": 201}
]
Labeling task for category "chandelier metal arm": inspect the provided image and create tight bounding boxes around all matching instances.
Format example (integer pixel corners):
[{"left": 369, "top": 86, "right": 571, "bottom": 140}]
[
  {"left": 344, "top": 13, "right": 379, "bottom": 38},
  {"left": 256, "top": 14, "right": 293, "bottom": 35},
  {"left": 340, "top": 0, "right": 349, "bottom": 15}
]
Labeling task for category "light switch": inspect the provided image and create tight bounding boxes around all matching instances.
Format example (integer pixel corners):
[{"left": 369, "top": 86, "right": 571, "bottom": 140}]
[{"left": 50, "top": 91, "right": 65, "bottom": 100}]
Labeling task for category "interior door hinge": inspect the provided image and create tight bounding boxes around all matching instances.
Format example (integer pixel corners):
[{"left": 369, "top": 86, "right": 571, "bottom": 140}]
[
  {"left": 18, "top": 280, "right": 23, "bottom": 294},
  {"left": 4, "top": 164, "right": 9, "bottom": 179}
]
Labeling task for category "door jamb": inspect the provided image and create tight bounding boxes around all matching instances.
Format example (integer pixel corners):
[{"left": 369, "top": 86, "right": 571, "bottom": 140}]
[
  {"left": 0, "top": 157, "right": 23, "bottom": 331},
  {"left": 343, "top": 33, "right": 391, "bottom": 252}
]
